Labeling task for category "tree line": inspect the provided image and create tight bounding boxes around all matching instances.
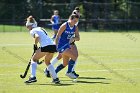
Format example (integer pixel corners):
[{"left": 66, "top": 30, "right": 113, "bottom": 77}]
[{"left": 0, "top": 0, "right": 140, "bottom": 24}]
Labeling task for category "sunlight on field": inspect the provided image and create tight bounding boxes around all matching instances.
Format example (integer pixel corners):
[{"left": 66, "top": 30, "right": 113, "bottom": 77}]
[{"left": 0, "top": 32, "right": 140, "bottom": 93}]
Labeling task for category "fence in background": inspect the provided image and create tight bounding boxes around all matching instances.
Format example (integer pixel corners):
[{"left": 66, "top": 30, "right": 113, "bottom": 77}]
[{"left": 0, "top": 1, "right": 140, "bottom": 32}]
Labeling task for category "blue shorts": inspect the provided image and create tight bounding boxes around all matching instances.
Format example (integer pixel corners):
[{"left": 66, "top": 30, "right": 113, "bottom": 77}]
[
  {"left": 57, "top": 44, "right": 70, "bottom": 53},
  {"left": 52, "top": 24, "right": 60, "bottom": 30}
]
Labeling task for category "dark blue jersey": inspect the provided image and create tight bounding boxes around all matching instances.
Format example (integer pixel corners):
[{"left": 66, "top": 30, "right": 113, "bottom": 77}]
[
  {"left": 52, "top": 15, "right": 60, "bottom": 30},
  {"left": 53, "top": 15, "right": 60, "bottom": 24},
  {"left": 57, "top": 22, "right": 76, "bottom": 52}
]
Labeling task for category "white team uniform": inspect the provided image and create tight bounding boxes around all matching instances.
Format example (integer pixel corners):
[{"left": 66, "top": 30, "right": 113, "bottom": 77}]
[{"left": 30, "top": 27, "right": 55, "bottom": 47}]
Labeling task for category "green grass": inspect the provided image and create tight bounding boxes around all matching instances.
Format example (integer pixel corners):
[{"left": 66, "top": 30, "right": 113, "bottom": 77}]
[
  {"left": 0, "top": 25, "right": 52, "bottom": 32},
  {"left": 0, "top": 31, "right": 140, "bottom": 93},
  {"left": 0, "top": 25, "right": 26, "bottom": 32}
]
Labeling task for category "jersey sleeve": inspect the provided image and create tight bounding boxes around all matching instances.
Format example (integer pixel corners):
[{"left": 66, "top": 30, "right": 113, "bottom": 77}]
[{"left": 30, "top": 29, "right": 39, "bottom": 38}]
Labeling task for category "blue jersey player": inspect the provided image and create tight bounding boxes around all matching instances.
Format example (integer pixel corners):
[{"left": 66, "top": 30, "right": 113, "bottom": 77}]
[
  {"left": 50, "top": 10, "right": 61, "bottom": 39},
  {"left": 44, "top": 7, "right": 80, "bottom": 78},
  {"left": 55, "top": 14, "right": 80, "bottom": 79}
]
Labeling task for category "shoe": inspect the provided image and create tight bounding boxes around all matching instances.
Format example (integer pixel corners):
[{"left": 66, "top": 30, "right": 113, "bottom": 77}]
[
  {"left": 66, "top": 72, "right": 78, "bottom": 79},
  {"left": 25, "top": 77, "right": 37, "bottom": 83},
  {"left": 44, "top": 68, "right": 51, "bottom": 78},
  {"left": 52, "top": 78, "right": 60, "bottom": 84},
  {"left": 72, "top": 71, "right": 79, "bottom": 77}
]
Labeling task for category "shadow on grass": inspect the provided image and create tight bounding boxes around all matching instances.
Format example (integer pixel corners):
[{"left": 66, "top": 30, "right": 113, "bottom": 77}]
[
  {"left": 78, "top": 76, "right": 111, "bottom": 84},
  {"left": 25, "top": 76, "right": 110, "bottom": 85},
  {"left": 78, "top": 76, "right": 111, "bottom": 80},
  {"left": 77, "top": 80, "right": 110, "bottom": 84},
  {"left": 25, "top": 83, "right": 74, "bottom": 86},
  {"left": 62, "top": 80, "right": 110, "bottom": 84},
  {"left": 61, "top": 76, "right": 111, "bottom": 84}
]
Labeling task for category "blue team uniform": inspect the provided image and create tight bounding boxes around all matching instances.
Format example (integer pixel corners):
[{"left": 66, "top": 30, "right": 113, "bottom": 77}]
[
  {"left": 52, "top": 15, "right": 60, "bottom": 30},
  {"left": 57, "top": 22, "right": 76, "bottom": 53}
]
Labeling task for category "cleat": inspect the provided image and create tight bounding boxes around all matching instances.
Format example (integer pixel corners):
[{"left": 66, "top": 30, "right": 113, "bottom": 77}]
[
  {"left": 66, "top": 72, "right": 78, "bottom": 79},
  {"left": 52, "top": 78, "right": 60, "bottom": 84},
  {"left": 44, "top": 68, "right": 51, "bottom": 78},
  {"left": 25, "top": 77, "right": 37, "bottom": 83},
  {"left": 72, "top": 71, "right": 79, "bottom": 77}
]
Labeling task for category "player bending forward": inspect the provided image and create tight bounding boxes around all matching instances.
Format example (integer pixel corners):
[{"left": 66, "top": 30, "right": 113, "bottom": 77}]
[{"left": 25, "top": 15, "right": 60, "bottom": 84}]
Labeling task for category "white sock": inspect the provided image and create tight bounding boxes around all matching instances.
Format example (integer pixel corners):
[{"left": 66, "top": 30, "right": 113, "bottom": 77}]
[
  {"left": 47, "top": 64, "right": 57, "bottom": 79},
  {"left": 72, "top": 60, "right": 77, "bottom": 72},
  {"left": 30, "top": 60, "right": 37, "bottom": 78},
  {"left": 51, "top": 57, "right": 59, "bottom": 65}
]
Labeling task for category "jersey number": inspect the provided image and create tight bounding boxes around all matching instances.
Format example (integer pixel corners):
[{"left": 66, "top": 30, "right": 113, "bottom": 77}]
[{"left": 67, "top": 35, "right": 72, "bottom": 39}]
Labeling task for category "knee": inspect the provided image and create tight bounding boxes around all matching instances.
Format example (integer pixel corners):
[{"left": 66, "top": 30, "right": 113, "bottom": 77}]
[
  {"left": 44, "top": 59, "right": 51, "bottom": 66},
  {"left": 57, "top": 54, "right": 62, "bottom": 60},
  {"left": 72, "top": 55, "right": 78, "bottom": 61},
  {"left": 32, "top": 58, "right": 38, "bottom": 62},
  {"left": 63, "top": 62, "right": 68, "bottom": 67},
  {"left": 45, "top": 62, "right": 51, "bottom": 66}
]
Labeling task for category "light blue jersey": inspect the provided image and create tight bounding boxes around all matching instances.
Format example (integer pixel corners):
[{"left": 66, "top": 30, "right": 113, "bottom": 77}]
[{"left": 57, "top": 22, "right": 76, "bottom": 53}]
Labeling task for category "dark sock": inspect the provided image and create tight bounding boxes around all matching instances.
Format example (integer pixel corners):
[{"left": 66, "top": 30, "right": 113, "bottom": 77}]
[
  {"left": 67, "top": 59, "right": 75, "bottom": 73},
  {"left": 55, "top": 64, "right": 65, "bottom": 73}
]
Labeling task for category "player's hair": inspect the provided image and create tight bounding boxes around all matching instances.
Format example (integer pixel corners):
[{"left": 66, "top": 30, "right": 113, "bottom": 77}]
[
  {"left": 26, "top": 15, "right": 36, "bottom": 23},
  {"left": 72, "top": 7, "right": 80, "bottom": 15},
  {"left": 69, "top": 14, "right": 79, "bottom": 20},
  {"left": 26, "top": 15, "right": 37, "bottom": 27},
  {"left": 54, "top": 10, "right": 59, "bottom": 14},
  {"left": 75, "top": 7, "right": 80, "bottom": 11}
]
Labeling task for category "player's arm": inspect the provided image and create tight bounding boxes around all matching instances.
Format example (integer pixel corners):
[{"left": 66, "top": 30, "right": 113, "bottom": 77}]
[
  {"left": 55, "top": 23, "right": 66, "bottom": 46},
  {"left": 50, "top": 15, "right": 54, "bottom": 24},
  {"left": 33, "top": 34, "right": 39, "bottom": 45},
  {"left": 58, "top": 15, "right": 62, "bottom": 24},
  {"left": 30, "top": 30, "right": 39, "bottom": 45}
]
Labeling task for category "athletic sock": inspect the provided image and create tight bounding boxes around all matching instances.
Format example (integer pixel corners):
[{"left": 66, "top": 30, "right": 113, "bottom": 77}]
[
  {"left": 55, "top": 64, "right": 65, "bottom": 73},
  {"left": 30, "top": 60, "right": 37, "bottom": 78},
  {"left": 67, "top": 59, "right": 75, "bottom": 73},
  {"left": 51, "top": 57, "right": 58, "bottom": 65},
  {"left": 47, "top": 64, "right": 57, "bottom": 79},
  {"left": 72, "top": 60, "right": 77, "bottom": 72}
]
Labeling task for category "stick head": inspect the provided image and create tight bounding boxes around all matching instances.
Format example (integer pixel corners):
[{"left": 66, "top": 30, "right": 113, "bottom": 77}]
[{"left": 20, "top": 74, "right": 25, "bottom": 79}]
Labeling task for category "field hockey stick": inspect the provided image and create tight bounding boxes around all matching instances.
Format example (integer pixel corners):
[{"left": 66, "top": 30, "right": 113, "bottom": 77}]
[
  {"left": 20, "top": 59, "right": 44, "bottom": 79},
  {"left": 57, "top": 43, "right": 70, "bottom": 52},
  {"left": 20, "top": 44, "right": 41, "bottom": 79},
  {"left": 36, "top": 43, "right": 69, "bottom": 65},
  {"left": 20, "top": 54, "right": 33, "bottom": 79}
]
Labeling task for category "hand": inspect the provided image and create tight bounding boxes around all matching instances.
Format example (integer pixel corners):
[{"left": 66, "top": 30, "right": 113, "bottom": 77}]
[
  {"left": 33, "top": 44, "right": 38, "bottom": 52},
  {"left": 69, "top": 38, "right": 75, "bottom": 43}
]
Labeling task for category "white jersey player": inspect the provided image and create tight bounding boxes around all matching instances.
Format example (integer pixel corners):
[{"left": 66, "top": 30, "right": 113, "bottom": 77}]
[{"left": 25, "top": 15, "right": 60, "bottom": 84}]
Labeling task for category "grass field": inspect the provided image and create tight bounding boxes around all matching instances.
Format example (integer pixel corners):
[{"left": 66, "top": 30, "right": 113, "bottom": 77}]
[{"left": 0, "top": 31, "right": 140, "bottom": 93}]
